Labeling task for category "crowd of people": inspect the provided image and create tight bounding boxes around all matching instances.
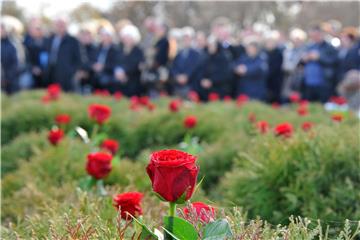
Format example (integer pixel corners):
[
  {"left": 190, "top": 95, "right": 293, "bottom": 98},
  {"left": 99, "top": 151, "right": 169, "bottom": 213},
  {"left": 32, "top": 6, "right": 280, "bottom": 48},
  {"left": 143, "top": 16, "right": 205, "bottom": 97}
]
[{"left": 1, "top": 16, "right": 360, "bottom": 104}]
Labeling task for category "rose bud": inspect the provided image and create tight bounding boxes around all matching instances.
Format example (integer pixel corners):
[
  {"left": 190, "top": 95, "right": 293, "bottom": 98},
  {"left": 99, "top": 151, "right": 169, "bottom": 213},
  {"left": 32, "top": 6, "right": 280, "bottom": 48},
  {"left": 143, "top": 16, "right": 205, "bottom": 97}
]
[
  {"left": 208, "top": 92, "right": 219, "bottom": 102},
  {"left": 169, "top": 99, "right": 182, "bottom": 112},
  {"left": 297, "top": 106, "right": 308, "bottom": 116},
  {"left": 183, "top": 202, "right": 215, "bottom": 223},
  {"left": 113, "top": 192, "right": 143, "bottom": 220},
  {"left": 184, "top": 115, "right": 197, "bottom": 129},
  {"left": 146, "top": 149, "right": 199, "bottom": 203},
  {"left": 236, "top": 94, "right": 249, "bottom": 106},
  {"left": 274, "top": 122, "right": 293, "bottom": 138},
  {"left": 47, "top": 83, "right": 61, "bottom": 100},
  {"left": 302, "top": 122, "right": 313, "bottom": 132},
  {"left": 114, "top": 91, "right": 123, "bottom": 100},
  {"left": 86, "top": 152, "right": 113, "bottom": 179},
  {"left": 289, "top": 92, "right": 301, "bottom": 103},
  {"left": 188, "top": 91, "right": 200, "bottom": 103},
  {"left": 101, "top": 139, "right": 119, "bottom": 155},
  {"left": 48, "top": 128, "right": 64, "bottom": 145},
  {"left": 88, "top": 104, "right": 112, "bottom": 125},
  {"left": 55, "top": 114, "right": 71, "bottom": 125},
  {"left": 223, "top": 95, "right": 232, "bottom": 102},
  {"left": 256, "top": 120, "right": 269, "bottom": 134}
]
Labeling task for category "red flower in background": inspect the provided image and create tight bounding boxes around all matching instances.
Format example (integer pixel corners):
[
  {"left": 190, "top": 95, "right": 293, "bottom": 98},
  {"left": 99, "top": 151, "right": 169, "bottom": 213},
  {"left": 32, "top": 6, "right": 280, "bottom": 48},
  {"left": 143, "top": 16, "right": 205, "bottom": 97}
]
[
  {"left": 184, "top": 115, "right": 197, "bottom": 129},
  {"left": 94, "top": 89, "right": 110, "bottom": 97},
  {"left": 101, "top": 139, "right": 119, "bottom": 155},
  {"left": 248, "top": 112, "right": 256, "bottom": 123},
  {"left": 55, "top": 114, "right": 71, "bottom": 125},
  {"left": 299, "top": 100, "right": 309, "bottom": 107},
  {"left": 169, "top": 99, "right": 182, "bottom": 112},
  {"left": 183, "top": 202, "right": 215, "bottom": 223},
  {"left": 146, "top": 149, "right": 199, "bottom": 203},
  {"left": 41, "top": 94, "right": 51, "bottom": 104},
  {"left": 47, "top": 83, "right": 61, "bottom": 100},
  {"left": 113, "top": 192, "right": 143, "bottom": 220},
  {"left": 331, "top": 113, "right": 344, "bottom": 122},
  {"left": 223, "top": 95, "right": 232, "bottom": 102},
  {"left": 208, "top": 92, "right": 219, "bottom": 102},
  {"left": 256, "top": 121, "right": 269, "bottom": 134},
  {"left": 297, "top": 106, "right": 308, "bottom": 116},
  {"left": 272, "top": 102, "right": 280, "bottom": 109},
  {"left": 48, "top": 129, "right": 64, "bottom": 145},
  {"left": 88, "top": 104, "right": 111, "bottom": 125},
  {"left": 86, "top": 152, "right": 113, "bottom": 179},
  {"left": 274, "top": 122, "right": 293, "bottom": 138},
  {"left": 302, "top": 122, "right": 313, "bottom": 132},
  {"left": 114, "top": 91, "right": 123, "bottom": 100},
  {"left": 236, "top": 94, "right": 249, "bottom": 105},
  {"left": 188, "top": 91, "right": 200, "bottom": 103},
  {"left": 289, "top": 92, "right": 301, "bottom": 103},
  {"left": 330, "top": 96, "right": 347, "bottom": 105},
  {"left": 147, "top": 102, "right": 156, "bottom": 111},
  {"left": 139, "top": 96, "right": 150, "bottom": 106}
]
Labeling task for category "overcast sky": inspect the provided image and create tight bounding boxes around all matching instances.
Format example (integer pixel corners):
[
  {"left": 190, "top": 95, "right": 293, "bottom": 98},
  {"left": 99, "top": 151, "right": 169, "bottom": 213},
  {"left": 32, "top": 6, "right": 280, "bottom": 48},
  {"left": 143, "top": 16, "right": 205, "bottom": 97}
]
[{"left": 16, "top": 0, "right": 113, "bottom": 17}]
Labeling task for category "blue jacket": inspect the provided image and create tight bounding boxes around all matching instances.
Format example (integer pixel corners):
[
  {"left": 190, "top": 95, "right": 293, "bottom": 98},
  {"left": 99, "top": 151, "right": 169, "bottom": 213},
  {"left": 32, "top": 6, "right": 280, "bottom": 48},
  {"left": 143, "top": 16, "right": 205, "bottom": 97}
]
[
  {"left": 233, "top": 54, "right": 268, "bottom": 100},
  {"left": 1, "top": 37, "right": 18, "bottom": 93}
]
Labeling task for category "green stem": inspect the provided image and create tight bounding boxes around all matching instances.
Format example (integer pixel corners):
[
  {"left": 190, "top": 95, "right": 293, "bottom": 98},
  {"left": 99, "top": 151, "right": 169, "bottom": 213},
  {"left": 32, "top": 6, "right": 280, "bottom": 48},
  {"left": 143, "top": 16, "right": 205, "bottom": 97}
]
[
  {"left": 169, "top": 202, "right": 176, "bottom": 217},
  {"left": 165, "top": 202, "right": 176, "bottom": 240},
  {"left": 96, "top": 179, "right": 107, "bottom": 196}
]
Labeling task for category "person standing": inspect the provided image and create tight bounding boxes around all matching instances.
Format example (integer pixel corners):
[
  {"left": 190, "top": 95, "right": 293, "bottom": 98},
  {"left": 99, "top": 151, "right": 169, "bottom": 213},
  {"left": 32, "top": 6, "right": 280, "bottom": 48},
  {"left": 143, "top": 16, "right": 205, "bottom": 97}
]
[{"left": 46, "top": 17, "right": 82, "bottom": 91}]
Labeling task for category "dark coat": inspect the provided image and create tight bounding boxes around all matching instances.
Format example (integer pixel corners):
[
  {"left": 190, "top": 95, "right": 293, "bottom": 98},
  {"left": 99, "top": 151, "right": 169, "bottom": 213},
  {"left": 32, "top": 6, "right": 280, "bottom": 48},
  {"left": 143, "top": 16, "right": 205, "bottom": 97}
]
[
  {"left": 233, "top": 54, "right": 268, "bottom": 100},
  {"left": 46, "top": 34, "right": 82, "bottom": 91},
  {"left": 266, "top": 47, "right": 284, "bottom": 102},
  {"left": 1, "top": 37, "right": 18, "bottom": 94},
  {"left": 337, "top": 40, "right": 360, "bottom": 81},
  {"left": 154, "top": 36, "right": 169, "bottom": 67}
]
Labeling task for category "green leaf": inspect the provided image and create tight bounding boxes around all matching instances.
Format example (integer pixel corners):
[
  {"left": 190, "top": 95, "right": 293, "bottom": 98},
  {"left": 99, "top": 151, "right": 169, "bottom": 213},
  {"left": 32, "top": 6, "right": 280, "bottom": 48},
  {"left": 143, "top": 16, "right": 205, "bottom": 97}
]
[
  {"left": 78, "top": 176, "right": 97, "bottom": 191},
  {"left": 130, "top": 214, "right": 158, "bottom": 240},
  {"left": 163, "top": 216, "right": 198, "bottom": 240},
  {"left": 203, "top": 219, "right": 233, "bottom": 240}
]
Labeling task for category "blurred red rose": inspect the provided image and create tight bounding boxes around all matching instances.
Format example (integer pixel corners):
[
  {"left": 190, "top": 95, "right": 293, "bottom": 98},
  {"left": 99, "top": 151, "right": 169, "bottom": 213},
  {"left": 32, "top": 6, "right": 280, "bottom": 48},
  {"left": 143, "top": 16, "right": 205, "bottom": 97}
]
[
  {"left": 94, "top": 89, "right": 110, "bottom": 97},
  {"left": 330, "top": 96, "right": 347, "bottom": 105},
  {"left": 114, "top": 91, "right": 123, "bottom": 100},
  {"left": 147, "top": 102, "right": 156, "bottom": 111},
  {"left": 236, "top": 94, "right": 249, "bottom": 106},
  {"left": 55, "top": 114, "right": 71, "bottom": 125},
  {"left": 86, "top": 152, "right": 113, "bottom": 179},
  {"left": 331, "top": 113, "right": 344, "bottom": 122},
  {"left": 183, "top": 202, "right": 215, "bottom": 223},
  {"left": 208, "top": 92, "right": 219, "bottom": 102},
  {"left": 188, "top": 91, "right": 200, "bottom": 103},
  {"left": 113, "top": 192, "right": 143, "bottom": 220},
  {"left": 184, "top": 115, "right": 197, "bottom": 129},
  {"left": 297, "top": 106, "right": 308, "bottom": 116},
  {"left": 47, "top": 83, "right": 61, "bottom": 100},
  {"left": 169, "top": 99, "right": 182, "bottom": 112},
  {"left": 139, "top": 96, "right": 150, "bottom": 106},
  {"left": 146, "top": 149, "right": 199, "bottom": 203},
  {"left": 256, "top": 120, "right": 269, "bottom": 134},
  {"left": 48, "top": 128, "right": 64, "bottom": 145},
  {"left": 88, "top": 104, "right": 111, "bottom": 125},
  {"left": 289, "top": 92, "right": 301, "bottom": 103},
  {"left": 274, "top": 122, "right": 293, "bottom": 138},
  {"left": 223, "top": 95, "right": 232, "bottom": 102},
  {"left": 302, "top": 122, "right": 313, "bottom": 132},
  {"left": 248, "top": 112, "right": 256, "bottom": 123},
  {"left": 299, "top": 100, "right": 309, "bottom": 107},
  {"left": 101, "top": 139, "right": 119, "bottom": 155}
]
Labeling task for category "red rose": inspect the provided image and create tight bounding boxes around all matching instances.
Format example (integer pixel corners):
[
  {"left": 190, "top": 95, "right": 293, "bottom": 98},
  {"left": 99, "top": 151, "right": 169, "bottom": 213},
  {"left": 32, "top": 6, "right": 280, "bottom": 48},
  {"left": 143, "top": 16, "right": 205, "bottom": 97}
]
[
  {"left": 188, "top": 91, "right": 200, "bottom": 103},
  {"left": 114, "top": 91, "right": 123, "bottom": 100},
  {"left": 146, "top": 149, "right": 199, "bottom": 203},
  {"left": 88, "top": 104, "right": 111, "bottom": 125},
  {"left": 147, "top": 102, "right": 156, "bottom": 111},
  {"left": 330, "top": 96, "right": 347, "bottom": 105},
  {"left": 248, "top": 112, "right": 256, "bottom": 123},
  {"left": 236, "top": 94, "right": 249, "bottom": 105},
  {"left": 47, "top": 83, "right": 61, "bottom": 100},
  {"left": 274, "top": 122, "right": 293, "bottom": 138},
  {"left": 297, "top": 106, "right": 308, "bottom": 116},
  {"left": 223, "top": 95, "right": 232, "bottom": 102},
  {"left": 113, "top": 192, "right": 143, "bottom": 220},
  {"left": 101, "top": 139, "right": 119, "bottom": 155},
  {"left": 331, "top": 113, "right": 343, "bottom": 122},
  {"left": 86, "top": 152, "right": 113, "bottom": 179},
  {"left": 302, "top": 122, "right": 313, "bottom": 132},
  {"left": 169, "top": 99, "right": 182, "bottom": 112},
  {"left": 183, "top": 202, "right": 215, "bottom": 223},
  {"left": 55, "top": 114, "right": 71, "bottom": 125},
  {"left": 256, "top": 120, "right": 269, "bottom": 134},
  {"left": 94, "top": 89, "right": 110, "bottom": 97},
  {"left": 208, "top": 92, "right": 219, "bottom": 102},
  {"left": 139, "top": 96, "right": 150, "bottom": 106},
  {"left": 299, "top": 100, "right": 309, "bottom": 107},
  {"left": 48, "top": 129, "right": 64, "bottom": 145},
  {"left": 184, "top": 115, "right": 197, "bottom": 129},
  {"left": 289, "top": 92, "right": 301, "bottom": 103}
]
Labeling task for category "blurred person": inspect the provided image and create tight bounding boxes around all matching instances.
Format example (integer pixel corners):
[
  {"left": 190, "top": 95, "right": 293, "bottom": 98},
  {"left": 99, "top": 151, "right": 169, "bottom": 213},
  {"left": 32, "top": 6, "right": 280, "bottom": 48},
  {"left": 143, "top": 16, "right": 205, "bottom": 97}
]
[
  {"left": 168, "top": 28, "right": 182, "bottom": 61},
  {"left": 233, "top": 38, "right": 268, "bottom": 100},
  {"left": 337, "top": 27, "right": 360, "bottom": 83},
  {"left": 301, "top": 25, "right": 338, "bottom": 102},
  {"left": 171, "top": 27, "right": 202, "bottom": 98},
  {"left": 337, "top": 70, "right": 360, "bottom": 114},
  {"left": 92, "top": 27, "right": 122, "bottom": 93},
  {"left": 115, "top": 25, "right": 144, "bottom": 97},
  {"left": 23, "top": 18, "right": 48, "bottom": 88},
  {"left": 264, "top": 30, "right": 284, "bottom": 103},
  {"left": 76, "top": 27, "right": 97, "bottom": 94},
  {"left": 141, "top": 20, "right": 170, "bottom": 97},
  {"left": 197, "top": 36, "right": 231, "bottom": 101},
  {"left": 282, "top": 28, "right": 307, "bottom": 101},
  {"left": 195, "top": 31, "right": 207, "bottom": 51},
  {"left": 1, "top": 23, "right": 18, "bottom": 94},
  {"left": 46, "top": 17, "right": 82, "bottom": 91}
]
